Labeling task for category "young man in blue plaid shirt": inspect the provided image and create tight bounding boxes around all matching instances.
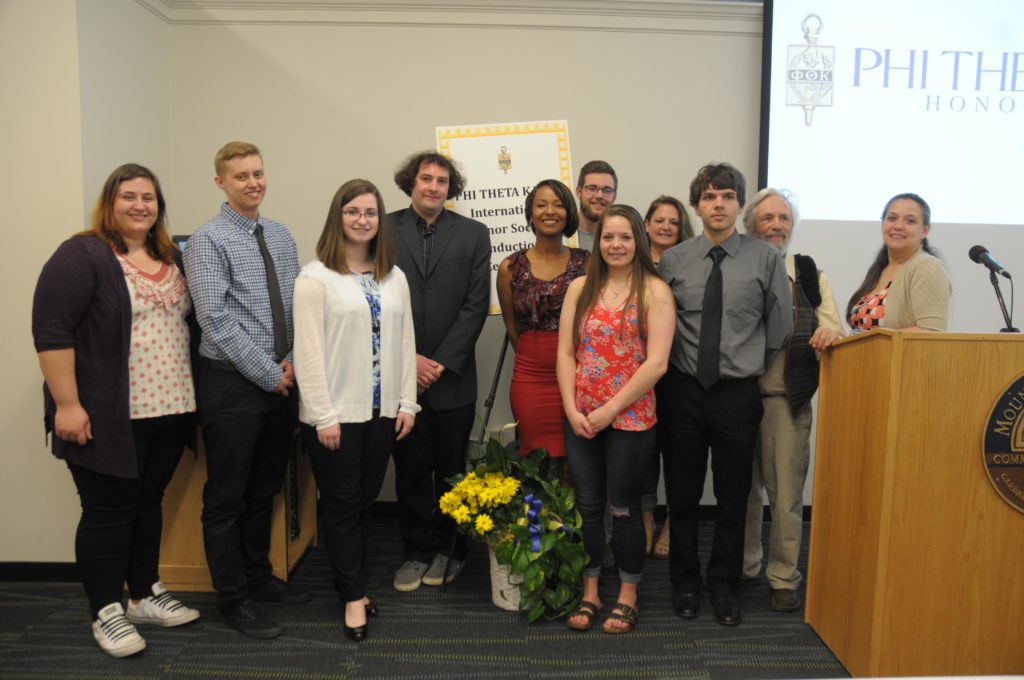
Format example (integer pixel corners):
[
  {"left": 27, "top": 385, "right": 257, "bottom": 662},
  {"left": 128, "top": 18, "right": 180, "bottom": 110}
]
[{"left": 183, "top": 141, "right": 307, "bottom": 639}]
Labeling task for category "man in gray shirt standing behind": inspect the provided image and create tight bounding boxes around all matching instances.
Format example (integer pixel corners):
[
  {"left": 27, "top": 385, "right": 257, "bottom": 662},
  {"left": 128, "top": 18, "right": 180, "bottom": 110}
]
[{"left": 658, "top": 163, "right": 792, "bottom": 628}]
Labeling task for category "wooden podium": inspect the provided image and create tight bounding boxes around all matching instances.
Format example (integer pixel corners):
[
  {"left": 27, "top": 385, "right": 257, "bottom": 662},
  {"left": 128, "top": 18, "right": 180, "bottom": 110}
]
[
  {"left": 806, "top": 329, "right": 1024, "bottom": 676},
  {"left": 157, "top": 430, "right": 318, "bottom": 591}
]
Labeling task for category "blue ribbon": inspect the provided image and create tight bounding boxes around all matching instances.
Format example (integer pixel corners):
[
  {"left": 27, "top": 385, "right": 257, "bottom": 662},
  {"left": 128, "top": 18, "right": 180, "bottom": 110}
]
[{"left": 524, "top": 493, "right": 543, "bottom": 552}]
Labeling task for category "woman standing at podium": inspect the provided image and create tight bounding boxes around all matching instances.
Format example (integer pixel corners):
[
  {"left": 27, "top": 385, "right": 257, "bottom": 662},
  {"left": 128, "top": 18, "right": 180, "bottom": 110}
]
[
  {"left": 496, "top": 179, "right": 588, "bottom": 483},
  {"left": 847, "top": 193, "right": 951, "bottom": 332},
  {"left": 293, "top": 179, "right": 418, "bottom": 642},
  {"left": 32, "top": 164, "right": 200, "bottom": 658}
]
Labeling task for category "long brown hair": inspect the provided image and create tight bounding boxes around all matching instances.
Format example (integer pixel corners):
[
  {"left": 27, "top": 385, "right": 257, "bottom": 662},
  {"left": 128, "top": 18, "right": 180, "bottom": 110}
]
[
  {"left": 81, "top": 163, "right": 177, "bottom": 263},
  {"left": 572, "top": 204, "right": 660, "bottom": 346},
  {"left": 316, "top": 179, "right": 395, "bottom": 280}
]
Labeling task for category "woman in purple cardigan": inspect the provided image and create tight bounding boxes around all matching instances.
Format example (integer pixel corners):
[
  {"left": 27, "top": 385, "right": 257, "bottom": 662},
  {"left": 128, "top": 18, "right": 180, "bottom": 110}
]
[{"left": 32, "top": 164, "right": 200, "bottom": 658}]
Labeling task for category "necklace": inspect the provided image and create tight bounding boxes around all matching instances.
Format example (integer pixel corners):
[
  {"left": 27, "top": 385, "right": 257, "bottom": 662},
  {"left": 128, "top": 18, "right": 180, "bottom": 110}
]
[
  {"left": 605, "top": 279, "right": 630, "bottom": 298},
  {"left": 348, "top": 258, "right": 376, "bottom": 276},
  {"left": 601, "top": 279, "right": 631, "bottom": 309}
]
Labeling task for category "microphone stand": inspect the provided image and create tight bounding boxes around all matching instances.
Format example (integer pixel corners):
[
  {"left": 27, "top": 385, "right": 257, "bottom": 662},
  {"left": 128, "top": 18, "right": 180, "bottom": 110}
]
[
  {"left": 442, "top": 332, "right": 510, "bottom": 594},
  {"left": 477, "top": 332, "right": 511, "bottom": 442},
  {"left": 988, "top": 271, "right": 1019, "bottom": 333}
]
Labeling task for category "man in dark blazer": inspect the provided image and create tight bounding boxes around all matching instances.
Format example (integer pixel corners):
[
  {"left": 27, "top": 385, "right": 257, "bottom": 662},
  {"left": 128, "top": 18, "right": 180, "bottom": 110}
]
[{"left": 388, "top": 151, "right": 491, "bottom": 592}]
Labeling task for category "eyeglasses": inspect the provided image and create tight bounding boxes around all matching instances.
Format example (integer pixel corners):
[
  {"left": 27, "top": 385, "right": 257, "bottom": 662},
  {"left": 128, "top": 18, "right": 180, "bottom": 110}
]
[
  {"left": 342, "top": 208, "right": 379, "bottom": 220},
  {"left": 582, "top": 184, "right": 616, "bottom": 197}
]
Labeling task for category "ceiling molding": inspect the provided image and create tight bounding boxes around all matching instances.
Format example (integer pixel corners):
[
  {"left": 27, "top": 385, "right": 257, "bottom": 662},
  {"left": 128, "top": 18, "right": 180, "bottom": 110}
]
[{"left": 133, "top": 0, "right": 762, "bottom": 36}]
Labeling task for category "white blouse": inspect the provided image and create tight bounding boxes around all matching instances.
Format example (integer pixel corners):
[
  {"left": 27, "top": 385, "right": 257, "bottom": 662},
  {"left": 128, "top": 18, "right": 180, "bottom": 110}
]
[{"left": 293, "top": 260, "right": 419, "bottom": 428}]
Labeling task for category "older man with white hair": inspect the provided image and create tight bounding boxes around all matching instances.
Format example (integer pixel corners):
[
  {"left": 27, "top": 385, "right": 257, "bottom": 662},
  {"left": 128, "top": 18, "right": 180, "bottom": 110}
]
[{"left": 740, "top": 188, "right": 844, "bottom": 612}]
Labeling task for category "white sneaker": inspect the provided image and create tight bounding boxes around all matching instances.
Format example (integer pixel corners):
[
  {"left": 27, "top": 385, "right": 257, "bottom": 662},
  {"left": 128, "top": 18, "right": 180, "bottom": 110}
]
[
  {"left": 92, "top": 602, "right": 146, "bottom": 658},
  {"left": 126, "top": 582, "right": 200, "bottom": 627}
]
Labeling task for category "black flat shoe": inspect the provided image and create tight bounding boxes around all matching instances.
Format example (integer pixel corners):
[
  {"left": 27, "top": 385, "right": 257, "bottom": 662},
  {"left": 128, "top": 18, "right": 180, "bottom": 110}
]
[
  {"left": 364, "top": 600, "right": 379, "bottom": 617},
  {"left": 344, "top": 622, "right": 368, "bottom": 642}
]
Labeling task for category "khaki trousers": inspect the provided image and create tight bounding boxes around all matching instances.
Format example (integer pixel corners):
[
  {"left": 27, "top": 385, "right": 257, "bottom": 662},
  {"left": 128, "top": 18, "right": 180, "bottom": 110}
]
[{"left": 743, "top": 395, "right": 812, "bottom": 590}]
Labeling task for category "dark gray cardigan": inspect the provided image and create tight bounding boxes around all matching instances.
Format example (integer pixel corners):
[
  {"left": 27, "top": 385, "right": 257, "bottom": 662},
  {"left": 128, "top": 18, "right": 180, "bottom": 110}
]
[{"left": 32, "top": 235, "right": 196, "bottom": 478}]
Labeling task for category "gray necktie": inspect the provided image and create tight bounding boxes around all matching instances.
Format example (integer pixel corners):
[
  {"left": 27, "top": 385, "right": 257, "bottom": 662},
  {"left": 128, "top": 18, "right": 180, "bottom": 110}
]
[{"left": 254, "top": 224, "right": 288, "bottom": 361}]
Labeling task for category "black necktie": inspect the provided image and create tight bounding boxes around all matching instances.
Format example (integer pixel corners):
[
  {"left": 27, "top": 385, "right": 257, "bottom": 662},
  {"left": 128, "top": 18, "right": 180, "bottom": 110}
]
[
  {"left": 254, "top": 224, "right": 288, "bottom": 361},
  {"left": 420, "top": 220, "right": 437, "bottom": 269},
  {"left": 696, "top": 246, "right": 726, "bottom": 390}
]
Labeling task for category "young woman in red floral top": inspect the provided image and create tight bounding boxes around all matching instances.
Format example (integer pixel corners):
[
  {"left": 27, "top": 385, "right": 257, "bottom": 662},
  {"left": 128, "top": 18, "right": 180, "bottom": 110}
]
[{"left": 556, "top": 205, "right": 675, "bottom": 634}]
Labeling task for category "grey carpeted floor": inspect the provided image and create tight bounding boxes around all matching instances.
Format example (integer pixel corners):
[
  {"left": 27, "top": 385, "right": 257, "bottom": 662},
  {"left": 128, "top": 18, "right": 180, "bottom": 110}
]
[{"left": 0, "top": 518, "right": 848, "bottom": 679}]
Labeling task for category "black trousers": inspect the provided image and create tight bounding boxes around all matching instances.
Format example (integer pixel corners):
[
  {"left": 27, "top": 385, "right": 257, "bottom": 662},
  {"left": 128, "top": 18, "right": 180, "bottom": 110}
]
[
  {"left": 302, "top": 417, "right": 393, "bottom": 603},
  {"left": 661, "top": 368, "right": 762, "bottom": 595},
  {"left": 391, "top": 401, "right": 475, "bottom": 562},
  {"left": 67, "top": 413, "right": 191, "bottom": 618},
  {"left": 197, "top": 365, "right": 297, "bottom": 609}
]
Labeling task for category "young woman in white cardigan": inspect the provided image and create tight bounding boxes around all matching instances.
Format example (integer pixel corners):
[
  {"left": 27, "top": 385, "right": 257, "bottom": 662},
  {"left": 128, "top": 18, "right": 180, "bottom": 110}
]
[{"left": 293, "top": 179, "right": 419, "bottom": 642}]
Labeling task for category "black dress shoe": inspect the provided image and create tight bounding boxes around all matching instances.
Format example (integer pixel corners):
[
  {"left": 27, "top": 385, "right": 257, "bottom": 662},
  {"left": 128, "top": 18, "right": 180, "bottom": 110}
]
[
  {"left": 252, "top": 576, "right": 311, "bottom": 604},
  {"left": 364, "top": 600, "right": 379, "bottom": 617},
  {"left": 671, "top": 590, "right": 701, "bottom": 619},
  {"left": 711, "top": 593, "right": 741, "bottom": 627},
  {"left": 223, "top": 598, "right": 282, "bottom": 639},
  {"left": 344, "top": 621, "right": 368, "bottom": 642}
]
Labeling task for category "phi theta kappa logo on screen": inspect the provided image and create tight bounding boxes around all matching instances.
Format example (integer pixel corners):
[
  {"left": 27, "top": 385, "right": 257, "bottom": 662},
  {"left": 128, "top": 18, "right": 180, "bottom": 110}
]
[
  {"left": 983, "top": 373, "right": 1024, "bottom": 514},
  {"left": 786, "top": 14, "right": 834, "bottom": 127}
]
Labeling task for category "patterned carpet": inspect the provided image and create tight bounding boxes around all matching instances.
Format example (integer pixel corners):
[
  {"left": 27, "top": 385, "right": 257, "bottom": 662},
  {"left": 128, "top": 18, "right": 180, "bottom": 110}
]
[{"left": 0, "top": 518, "right": 848, "bottom": 679}]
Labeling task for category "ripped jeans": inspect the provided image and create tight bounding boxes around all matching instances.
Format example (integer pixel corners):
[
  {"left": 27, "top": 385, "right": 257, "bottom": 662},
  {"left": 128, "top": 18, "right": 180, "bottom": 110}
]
[{"left": 565, "top": 423, "right": 654, "bottom": 583}]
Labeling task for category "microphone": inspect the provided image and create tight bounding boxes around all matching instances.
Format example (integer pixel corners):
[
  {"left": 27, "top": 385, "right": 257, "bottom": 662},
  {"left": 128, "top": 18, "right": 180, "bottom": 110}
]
[{"left": 969, "top": 245, "right": 1011, "bottom": 279}]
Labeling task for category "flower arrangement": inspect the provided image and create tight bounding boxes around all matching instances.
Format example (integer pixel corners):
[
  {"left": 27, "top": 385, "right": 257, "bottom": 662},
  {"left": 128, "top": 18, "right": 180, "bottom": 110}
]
[
  {"left": 439, "top": 470, "right": 521, "bottom": 543},
  {"left": 440, "top": 425, "right": 588, "bottom": 622}
]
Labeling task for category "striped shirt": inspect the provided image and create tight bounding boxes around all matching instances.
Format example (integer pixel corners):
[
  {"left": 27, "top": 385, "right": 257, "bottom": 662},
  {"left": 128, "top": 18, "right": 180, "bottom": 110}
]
[{"left": 184, "top": 202, "right": 300, "bottom": 392}]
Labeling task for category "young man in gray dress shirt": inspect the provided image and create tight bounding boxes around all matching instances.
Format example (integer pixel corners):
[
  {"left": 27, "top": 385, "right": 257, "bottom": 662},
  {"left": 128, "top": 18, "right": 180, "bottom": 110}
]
[{"left": 658, "top": 163, "right": 793, "bottom": 627}]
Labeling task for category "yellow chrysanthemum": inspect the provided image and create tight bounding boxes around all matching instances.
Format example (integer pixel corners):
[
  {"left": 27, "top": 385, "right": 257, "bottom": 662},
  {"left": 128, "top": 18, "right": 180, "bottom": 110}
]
[
  {"left": 439, "top": 491, "right": 462, "bottom": 516},
  {"left": 475, "top": 514, "right": 494, "bottom": 533},
  {"left": 452, "top": 505, "right": 472, "bottom": 524}
]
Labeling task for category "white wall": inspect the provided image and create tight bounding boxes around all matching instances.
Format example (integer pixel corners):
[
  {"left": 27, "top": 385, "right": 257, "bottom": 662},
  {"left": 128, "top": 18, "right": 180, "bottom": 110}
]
[
  {"left": 1, "top": 0, "right": 87, "bottom": 561},
  {"left": 77, "top": 0, "right": 171, "bottom": 219},
  {"left": 5, "top": 0, "right": 763, "bottom": 561}
]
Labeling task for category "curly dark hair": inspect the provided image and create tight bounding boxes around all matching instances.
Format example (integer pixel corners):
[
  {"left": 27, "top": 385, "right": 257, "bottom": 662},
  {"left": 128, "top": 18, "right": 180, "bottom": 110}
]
[{"left": 393, "top": 151, "right": 466, "bottom": 199}]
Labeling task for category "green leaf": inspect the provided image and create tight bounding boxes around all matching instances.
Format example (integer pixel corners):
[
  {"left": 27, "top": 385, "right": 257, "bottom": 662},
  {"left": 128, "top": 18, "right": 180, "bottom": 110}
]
[
  {"left": 508, "top": 524, "right": 530, "bottom": 541},
  {"left": 527, "top": 600, "right": 546, "bottom": 623},
  {"left": 512, "top": 545, "right": 530, "bottom": 573},
  {"left": 494, "top": 541, "right": 513, "bottom": 564}
]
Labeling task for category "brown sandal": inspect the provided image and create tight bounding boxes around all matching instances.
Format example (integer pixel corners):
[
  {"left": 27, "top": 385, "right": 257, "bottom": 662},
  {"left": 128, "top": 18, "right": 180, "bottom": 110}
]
[
  {"left": 602, "top": 602, "right": 639, "bottom": 634},
  {"left": 565, "top": 600, "right": 603, "bottom": 632}
]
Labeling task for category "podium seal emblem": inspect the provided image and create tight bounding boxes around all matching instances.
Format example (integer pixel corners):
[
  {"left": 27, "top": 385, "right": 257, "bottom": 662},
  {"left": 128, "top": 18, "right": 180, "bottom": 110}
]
[{"left": 983, "top": 373, "right": 1024, "bottom": 514}]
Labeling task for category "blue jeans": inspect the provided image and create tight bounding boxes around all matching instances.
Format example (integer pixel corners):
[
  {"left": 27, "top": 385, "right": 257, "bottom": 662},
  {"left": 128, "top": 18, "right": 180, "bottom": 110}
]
[{"left": 565, "top": 423, "right": 654, "bottom": 583}]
